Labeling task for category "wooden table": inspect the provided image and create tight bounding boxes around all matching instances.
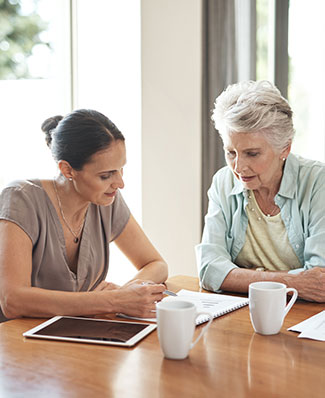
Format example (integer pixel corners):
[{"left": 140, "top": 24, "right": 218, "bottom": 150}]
[{"left": 0, "top": 275, "right": 324, "bottom": 397}]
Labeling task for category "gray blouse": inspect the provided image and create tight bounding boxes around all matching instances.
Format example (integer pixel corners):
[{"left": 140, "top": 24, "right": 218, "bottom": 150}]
[{"left": 0, "top": 179, "right": 130, "bottom": 322}]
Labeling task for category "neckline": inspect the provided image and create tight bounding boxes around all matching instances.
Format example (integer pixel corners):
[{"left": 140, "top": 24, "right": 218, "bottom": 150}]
[
  {"left": 248, "top": 190, "right": 281, "bottom": 221},
  {"left": 35, "top": 179, "right": 89, "bottom": 277}
]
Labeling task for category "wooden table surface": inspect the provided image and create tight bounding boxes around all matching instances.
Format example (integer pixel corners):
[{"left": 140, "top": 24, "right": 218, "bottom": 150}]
[{"left": 0, "top": 275, "right": 324, "bottom": 398}]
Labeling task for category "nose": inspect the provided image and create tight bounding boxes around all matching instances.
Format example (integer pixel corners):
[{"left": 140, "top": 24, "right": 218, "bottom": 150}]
[
  {"left": 112, "top": 171, "right": 124, "bottom": 189},
  {"left": 234, "top": 155, "right": 247, "bottom": 174}
]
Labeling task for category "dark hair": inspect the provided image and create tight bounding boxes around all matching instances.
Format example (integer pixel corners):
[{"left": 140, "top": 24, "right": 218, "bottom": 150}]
[{"left": 41, "top": 109, "right": 125, "bottom": 170}]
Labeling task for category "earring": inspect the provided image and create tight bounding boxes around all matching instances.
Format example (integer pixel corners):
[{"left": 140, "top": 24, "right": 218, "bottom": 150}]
[
  {"left": 68, "top": 178, "right": 72, "bottom": 181},
  {"left": 282, "top": 158, "right": 286, "bottom": 161}
]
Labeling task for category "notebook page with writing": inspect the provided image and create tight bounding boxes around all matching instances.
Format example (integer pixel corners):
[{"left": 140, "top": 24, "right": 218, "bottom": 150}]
[
  {"left": 118, "top": 289, "right": 248, "bottom": 325},
  {"left": 177, "top": 289, "right": 249, "bottom": 325}
]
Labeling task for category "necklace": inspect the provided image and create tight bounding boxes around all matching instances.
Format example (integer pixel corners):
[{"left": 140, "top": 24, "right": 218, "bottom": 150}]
[
  {"left": 265, "top": 206, "right": 279, "bottom": 217},
  {"left": 53, "top": 180, "right": 86, "bottom": 244},
  {"left": 247, "top": 190, "right": 280, "bottom": 221}
]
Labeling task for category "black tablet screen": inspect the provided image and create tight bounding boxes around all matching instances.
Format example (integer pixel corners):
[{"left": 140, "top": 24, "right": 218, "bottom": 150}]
[{"left": 34, "top": 317, "right": 148, "bottom": 343}]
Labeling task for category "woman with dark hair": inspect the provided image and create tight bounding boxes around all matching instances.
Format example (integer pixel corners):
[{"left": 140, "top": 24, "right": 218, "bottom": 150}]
[{"left": 0, "top": 109, "right": 168, "bottom": 322}]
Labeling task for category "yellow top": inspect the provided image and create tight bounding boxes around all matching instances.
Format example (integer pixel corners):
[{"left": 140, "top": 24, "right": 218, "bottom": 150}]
[{"left": 235, "top": 190, "right": 301, "bottom": 271}]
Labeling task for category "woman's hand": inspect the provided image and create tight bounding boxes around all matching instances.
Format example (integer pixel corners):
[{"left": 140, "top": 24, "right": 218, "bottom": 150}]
[
  {"left": 285, "top": 267, "right": 325, "bottom": 302},
  {"left": 107, "top": 279, "right": 165, "bottom": 318},
  {"left": 221, "top": 267, "right": 325, "bottom": 303}
]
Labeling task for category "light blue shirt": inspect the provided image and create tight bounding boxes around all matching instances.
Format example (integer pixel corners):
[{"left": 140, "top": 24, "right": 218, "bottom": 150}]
[{"left": 196, "top": 153, "right": 325, "bottom": 292}]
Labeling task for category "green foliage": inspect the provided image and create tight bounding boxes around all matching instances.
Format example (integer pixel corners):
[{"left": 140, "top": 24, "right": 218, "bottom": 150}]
[{"left": 0, "top": 0, "right": 49, "bottom": 79}]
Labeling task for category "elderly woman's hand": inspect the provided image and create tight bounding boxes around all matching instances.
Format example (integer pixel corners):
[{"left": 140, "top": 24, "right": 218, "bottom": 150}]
[{"left": 287, "top": 267, "right": 325, "bottom": 302}]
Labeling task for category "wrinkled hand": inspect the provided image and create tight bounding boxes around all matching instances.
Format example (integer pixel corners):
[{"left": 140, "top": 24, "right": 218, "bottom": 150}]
[
  {"left": 288, "top": 267, "right": 325, "bottom": 302},
  {"left": 113, "top": 279, "right": 165, "bottom": 318}
]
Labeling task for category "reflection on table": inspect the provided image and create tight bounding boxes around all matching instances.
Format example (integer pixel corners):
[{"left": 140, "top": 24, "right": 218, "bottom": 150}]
[{"left": 0, "top": 275, "right": 324, "bottom": 397}]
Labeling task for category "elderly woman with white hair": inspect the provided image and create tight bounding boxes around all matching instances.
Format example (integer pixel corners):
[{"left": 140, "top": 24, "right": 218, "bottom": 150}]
[{"left": 196, "top": 80, "right": 325, "bottom": 302}]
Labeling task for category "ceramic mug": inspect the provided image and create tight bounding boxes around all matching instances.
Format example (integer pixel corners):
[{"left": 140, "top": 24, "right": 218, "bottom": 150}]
[
  {"left": 156, "top": 300, "right": 212, "bottom": 360},
  {"left": 249, "top": 281, "right": 298, "bottom": 335}
]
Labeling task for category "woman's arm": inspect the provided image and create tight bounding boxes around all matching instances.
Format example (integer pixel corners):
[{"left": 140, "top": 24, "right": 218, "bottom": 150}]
[
  {"left": 199, "top": 165, "right": 325, "bottom": 302},
  {"left": 221, "top": 267, "right": 325, "bottom": 302},
  {"left": 196, "top": 171, "right": 240, "bottom": 292},
  {"left": 114, "top": 215, "right": 168, "bottom": 284},
  {"left": 0, "top": 220, "right": 164, "bottom": 320}
]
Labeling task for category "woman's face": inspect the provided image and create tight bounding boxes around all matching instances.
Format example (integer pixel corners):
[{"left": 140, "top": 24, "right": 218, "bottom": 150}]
[
  {"left": 223, "top": 131, "right": 290, "bottom": 192},
  {"left": 72, "top": 140, "right": 126, "bottom": 206}
]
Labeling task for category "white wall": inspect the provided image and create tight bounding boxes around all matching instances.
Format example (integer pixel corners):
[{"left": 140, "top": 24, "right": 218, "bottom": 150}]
[{"left": 141, "top": 0, "right": 202, "bottom": 277}]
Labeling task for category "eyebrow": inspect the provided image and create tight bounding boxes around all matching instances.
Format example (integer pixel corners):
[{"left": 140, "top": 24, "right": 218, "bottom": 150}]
[
  {"left": 97, "top": 170, "right": 116, "bottom": 175},
  {"left": 224, "top": 147, "right": 261, "bottom": 151},
  {"left": 96, "top": 161, "right": 127, "bottom": 175}
]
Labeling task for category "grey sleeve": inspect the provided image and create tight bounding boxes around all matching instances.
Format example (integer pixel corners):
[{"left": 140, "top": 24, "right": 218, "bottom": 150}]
[{"left": 0, "top": 183, "right": 40, "bottom": 244}]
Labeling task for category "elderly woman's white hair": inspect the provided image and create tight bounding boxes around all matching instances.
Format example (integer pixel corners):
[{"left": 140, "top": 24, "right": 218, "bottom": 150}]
[{"left": 211, "top": 80, "right": 295, "bottom": 152}]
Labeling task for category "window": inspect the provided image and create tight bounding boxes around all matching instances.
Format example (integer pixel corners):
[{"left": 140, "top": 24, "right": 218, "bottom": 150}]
[
  {"left": 256, "top": 0, "right": 325, "bottom": 161},
  {"left": 0, "top": 0, "right": 141, "bottom": 284},
  {"left": 288, "top": 0, "right": 325, "bottom": 161},
  {"left": 74, "top": 0, "right": 141, "bottom": 284},
  {"left": 0, "top": 0, "right": 71, "bottom": 188}
]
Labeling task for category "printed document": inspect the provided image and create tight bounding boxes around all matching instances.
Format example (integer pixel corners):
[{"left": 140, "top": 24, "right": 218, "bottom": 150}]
[{"left": 288, "top": 310, "right": 325, "bottom": 341}]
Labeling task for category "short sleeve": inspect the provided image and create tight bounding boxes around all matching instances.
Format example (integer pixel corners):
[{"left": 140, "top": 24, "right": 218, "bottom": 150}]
[
  {"left": 109, "top": 190, "right": 131, "bottom": 241},
  {"left": 0, "top": 181, "right": 42, "bottom": 244}
]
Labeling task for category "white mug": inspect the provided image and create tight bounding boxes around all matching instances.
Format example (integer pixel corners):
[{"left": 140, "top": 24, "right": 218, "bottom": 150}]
[
  {"left": 249, "top": 281, "right": 298, "bottom": 335},
  {"left": 156, "top": 300, "right": 213, "bottom": 360}
]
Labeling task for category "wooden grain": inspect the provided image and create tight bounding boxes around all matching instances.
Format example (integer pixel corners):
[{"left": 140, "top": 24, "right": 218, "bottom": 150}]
[{"left": 0, "top": 276, "right": 324, "bottom": 397}]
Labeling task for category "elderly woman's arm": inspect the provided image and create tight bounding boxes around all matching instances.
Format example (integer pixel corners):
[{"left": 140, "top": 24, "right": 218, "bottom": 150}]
[
  {"left": 220, "top": 267, "right": 325, "bottom": 302},
  {"left": 196, "top": 170, "right": 241, "bottom": 292},
  {"left": 197, "top": 163, "right": 325, "bottom": 302}
]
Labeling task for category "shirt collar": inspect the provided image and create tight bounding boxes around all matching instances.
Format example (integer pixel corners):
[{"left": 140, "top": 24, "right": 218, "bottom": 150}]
[
  {"left": 277, "top": 153, "right": 298, "bottom": 199},
  {"left": 229, "top": 174, "right": 245, "bottom": 196}
]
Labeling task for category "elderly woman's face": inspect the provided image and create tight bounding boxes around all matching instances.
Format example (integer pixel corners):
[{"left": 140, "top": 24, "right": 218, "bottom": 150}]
[{"left": 223, "top": 132, "right": 289, "bottom": 192}]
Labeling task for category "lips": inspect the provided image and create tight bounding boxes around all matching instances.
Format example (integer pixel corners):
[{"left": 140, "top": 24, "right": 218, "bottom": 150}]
[
  {"left": 105, "top": 191, "right": 117, "bottom": 198},
  {"left": 240, "top": 176, "right": 255, "bottom": 182}
]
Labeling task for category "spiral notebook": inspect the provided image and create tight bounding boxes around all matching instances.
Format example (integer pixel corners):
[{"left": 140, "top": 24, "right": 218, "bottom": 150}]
[
  {"left": 176, "top": 289, "right": 249, "bottom": 325},
  {"left": 119, "top": 289, "right": 249, "bottom": 325}
]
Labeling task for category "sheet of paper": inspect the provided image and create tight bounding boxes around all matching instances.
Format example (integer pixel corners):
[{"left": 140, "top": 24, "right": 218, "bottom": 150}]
[
  {"left": 176, "top": 289, "right": 248, "bottom": 312},
  {"left": 288, "top": 310, "right": 325, "bottom": 341},
  {"left": 118, "top": 289, "right": 248, "bottom": 324}
]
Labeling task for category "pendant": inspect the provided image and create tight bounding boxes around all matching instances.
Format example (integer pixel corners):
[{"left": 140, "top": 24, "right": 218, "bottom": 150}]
[{"left": 74, "top": 237, "right": 79, "bottom": 244}]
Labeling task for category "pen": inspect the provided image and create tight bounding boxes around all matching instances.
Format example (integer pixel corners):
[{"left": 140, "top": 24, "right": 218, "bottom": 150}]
[
  {"left": 163, "top": 290, "right": 177, "bottom": 297},
  {"left": 141, "top": 281, "right": 178, "bottom": 297}
]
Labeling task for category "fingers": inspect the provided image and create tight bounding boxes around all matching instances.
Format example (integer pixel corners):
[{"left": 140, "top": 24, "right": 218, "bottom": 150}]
[
  {"left": 125, "top": 279, "right": 165, "bottom": 295},
  {"left": 139, "top": 280, "right": 166, "bottom": 293},
  {"left": 139, "top": 282, "right": 165, "bottom": 303},
  {"left": 114, "top": 279, "right": 166, "bottom": 317},
  {"left": 292, "top": 267, "right": 325, "bottom": 302}
]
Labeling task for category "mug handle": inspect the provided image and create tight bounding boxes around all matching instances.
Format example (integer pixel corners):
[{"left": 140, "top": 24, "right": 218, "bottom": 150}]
[
  {"left": 190, "top": 312, "right": 213, "bottom": 350},
  {"left": 283, "top": 288, "right": 298, "bottom": 318}
]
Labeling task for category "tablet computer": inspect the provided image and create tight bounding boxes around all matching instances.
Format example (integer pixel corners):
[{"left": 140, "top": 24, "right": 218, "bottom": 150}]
[{"left": 23, "top": 316, "right": 157, "bottom": 347}]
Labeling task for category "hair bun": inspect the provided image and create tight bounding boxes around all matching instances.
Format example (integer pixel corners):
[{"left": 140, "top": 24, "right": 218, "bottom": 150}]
[{"left": 41, "top": 115, "right": 63, "bottom": 147}]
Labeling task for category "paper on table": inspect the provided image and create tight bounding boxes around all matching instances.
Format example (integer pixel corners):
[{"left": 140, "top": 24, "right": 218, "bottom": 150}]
[
  {"left": 288, "top": 310, "right": 325, "bottom": 341},
  {"left": 118, "top": 289, "right": 249, "bottom": 325}
]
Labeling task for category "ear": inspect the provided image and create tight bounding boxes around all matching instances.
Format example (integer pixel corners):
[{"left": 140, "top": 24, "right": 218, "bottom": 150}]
[
  {"left": 280, "top": 142, "right": 292, "bottom": 161},
  {"left": 58, "top": 160, "right": 75, "bottom": 180}
]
